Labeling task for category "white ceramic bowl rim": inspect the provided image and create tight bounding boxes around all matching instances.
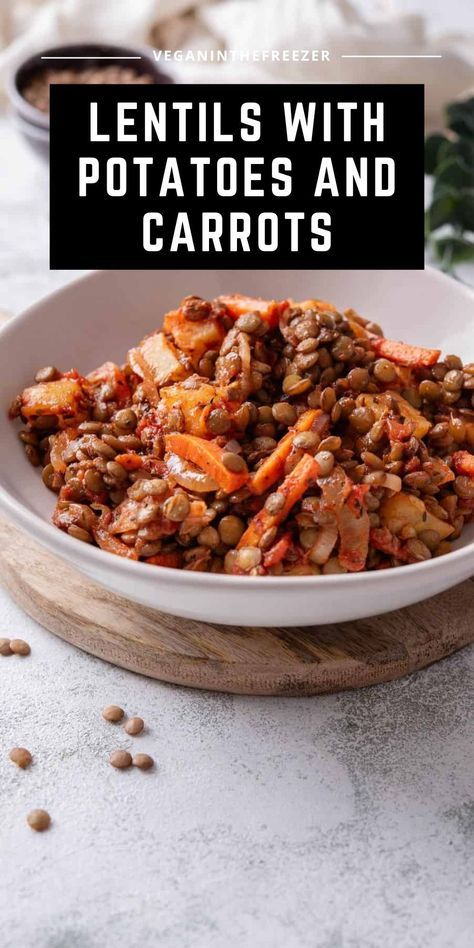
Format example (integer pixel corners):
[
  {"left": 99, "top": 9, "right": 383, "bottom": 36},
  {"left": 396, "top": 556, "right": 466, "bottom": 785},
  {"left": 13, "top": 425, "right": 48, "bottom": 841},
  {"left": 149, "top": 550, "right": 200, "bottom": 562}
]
[{"left": 1, "top": 267, "right": 473, "bottom": 592}]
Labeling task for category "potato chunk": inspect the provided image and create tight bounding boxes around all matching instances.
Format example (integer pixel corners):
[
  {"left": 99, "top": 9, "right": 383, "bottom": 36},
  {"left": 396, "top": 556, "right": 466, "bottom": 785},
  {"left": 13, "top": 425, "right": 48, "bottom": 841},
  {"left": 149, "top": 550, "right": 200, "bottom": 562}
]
[
  {"left": 20, "top": 379, "right": 85, "bottom": 424},
  {"left": 380, "top": 493, "right": 454, "bottom": 540},
  {"left": 159, "top": 379, "right": 217, "bottom": 437},
  {"left": 128, "top": 331, "right": 190, "bottom": 389},
  {"left": 163, "top": 309, "right": 225, "bottom": 368}
]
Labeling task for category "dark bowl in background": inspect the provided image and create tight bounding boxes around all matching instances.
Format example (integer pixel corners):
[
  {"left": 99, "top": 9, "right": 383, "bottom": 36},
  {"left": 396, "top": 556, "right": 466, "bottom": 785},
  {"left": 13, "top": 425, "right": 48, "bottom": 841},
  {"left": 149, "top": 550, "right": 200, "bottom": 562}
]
[{"left": 6, "top": 42, "right": 173, "bottom": 160}]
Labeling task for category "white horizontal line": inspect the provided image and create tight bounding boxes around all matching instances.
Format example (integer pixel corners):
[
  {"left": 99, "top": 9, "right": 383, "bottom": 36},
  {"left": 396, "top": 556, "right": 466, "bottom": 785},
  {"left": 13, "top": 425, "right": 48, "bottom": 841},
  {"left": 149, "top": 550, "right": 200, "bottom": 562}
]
[
  {"left": 40, "top": 55, "right": 143, "bottom": 60},
  {"left": 341, "top": 54, "right": 442, "bottom": 58}
]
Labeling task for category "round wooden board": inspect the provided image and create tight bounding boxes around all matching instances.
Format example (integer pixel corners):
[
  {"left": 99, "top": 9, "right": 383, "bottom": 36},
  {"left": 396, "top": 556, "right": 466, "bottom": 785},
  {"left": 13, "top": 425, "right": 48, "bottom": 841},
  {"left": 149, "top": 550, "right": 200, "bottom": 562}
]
[{"left": 0, "top": 519, "right": 472, "bottom": 695}]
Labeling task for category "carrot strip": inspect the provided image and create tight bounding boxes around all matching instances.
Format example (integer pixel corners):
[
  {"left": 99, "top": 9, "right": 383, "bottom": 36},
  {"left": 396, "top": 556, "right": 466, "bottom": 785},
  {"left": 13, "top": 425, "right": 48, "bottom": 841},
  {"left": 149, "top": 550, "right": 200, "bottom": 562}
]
[
  {"left": 452, "top": 450, "right": 474, "bottom": 477},
  {"left": 217, "top": 295, "right": 289, "bottom": 328},
  {"left": 165, "top": 433, "right": 249, "bottom": 493},
  {"left": 145, "top": 551, "right": 183, "bottom": 568},
  {"left": 250, "top": 410, "right": 330, "bottom": 496},
  {"left": 370, "top": 337, "right": 440, "bottom": 367},
  {"left": 238, "top": 453, "right": 320, "bottom": 548}
]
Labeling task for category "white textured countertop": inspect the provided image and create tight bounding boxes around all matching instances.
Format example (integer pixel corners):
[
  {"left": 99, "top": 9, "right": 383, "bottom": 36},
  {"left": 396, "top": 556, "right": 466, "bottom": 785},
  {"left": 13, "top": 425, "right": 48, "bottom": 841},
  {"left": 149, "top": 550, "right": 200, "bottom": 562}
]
[{"left": 0, "top": 117, "right": 473, "bottom": 948}]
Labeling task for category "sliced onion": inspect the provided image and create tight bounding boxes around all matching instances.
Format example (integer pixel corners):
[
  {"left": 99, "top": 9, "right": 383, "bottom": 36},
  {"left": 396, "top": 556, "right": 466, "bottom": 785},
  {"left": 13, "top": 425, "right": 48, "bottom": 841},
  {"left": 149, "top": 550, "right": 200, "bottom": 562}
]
[
  {"left": 50, "top": 428, "right": 79, "bottom": 473},
  {"left": 363, "top": 472, "right": 402, "bottom": 492},
  {"left": 308, "top": 520, "right": 338, "bottom": 565},
  {"left": 165, "top": 452, "right": 218, "bottom": 492}
]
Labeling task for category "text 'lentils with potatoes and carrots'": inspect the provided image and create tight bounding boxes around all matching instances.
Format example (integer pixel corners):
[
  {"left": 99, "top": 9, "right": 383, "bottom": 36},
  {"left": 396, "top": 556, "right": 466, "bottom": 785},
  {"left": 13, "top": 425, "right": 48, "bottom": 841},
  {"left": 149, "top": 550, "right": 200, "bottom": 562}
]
[{"left": 9, "top": 294, "right": 474, "bottom": 575}]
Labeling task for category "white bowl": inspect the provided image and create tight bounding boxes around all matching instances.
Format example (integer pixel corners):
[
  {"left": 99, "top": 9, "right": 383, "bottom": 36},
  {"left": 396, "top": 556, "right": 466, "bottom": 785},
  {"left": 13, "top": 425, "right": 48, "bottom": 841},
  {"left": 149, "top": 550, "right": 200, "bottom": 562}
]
[{"left": 0, "top": 268, "right": 473, "bottom": 627}]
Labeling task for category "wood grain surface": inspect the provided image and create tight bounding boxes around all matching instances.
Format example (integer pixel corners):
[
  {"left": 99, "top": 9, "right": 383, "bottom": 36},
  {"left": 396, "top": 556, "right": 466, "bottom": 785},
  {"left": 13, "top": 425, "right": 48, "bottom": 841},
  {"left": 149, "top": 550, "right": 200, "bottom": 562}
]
[{"left": 0, "top": 519, "right": 472, "bottom": 695}]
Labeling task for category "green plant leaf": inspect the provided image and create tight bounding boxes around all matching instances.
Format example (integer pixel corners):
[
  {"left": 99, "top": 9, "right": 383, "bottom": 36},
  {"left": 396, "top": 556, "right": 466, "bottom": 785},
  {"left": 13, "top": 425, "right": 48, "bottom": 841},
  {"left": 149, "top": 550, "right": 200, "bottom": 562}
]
[
  {"left": 424, "top": 133, "right": 448, "bottom": 174},
  {"left": 425, "top": 95, "right": 474, "bottom": 279},
  {"left": 446, "top": 97, "right": 474, "bottom": 138},
  {"left": 455, "top": 188, "right": 474, "bottom": 231},
  {"left": 433, "top": 235, "right": 474, "bottom": 269}
]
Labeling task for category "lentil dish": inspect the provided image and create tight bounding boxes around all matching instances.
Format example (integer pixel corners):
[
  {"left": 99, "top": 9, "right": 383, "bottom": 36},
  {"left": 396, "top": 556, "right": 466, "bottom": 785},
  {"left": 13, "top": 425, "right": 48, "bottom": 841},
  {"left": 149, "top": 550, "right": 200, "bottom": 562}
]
[{"left": 9, "top": 294, "right": 474, "bottom": 576}]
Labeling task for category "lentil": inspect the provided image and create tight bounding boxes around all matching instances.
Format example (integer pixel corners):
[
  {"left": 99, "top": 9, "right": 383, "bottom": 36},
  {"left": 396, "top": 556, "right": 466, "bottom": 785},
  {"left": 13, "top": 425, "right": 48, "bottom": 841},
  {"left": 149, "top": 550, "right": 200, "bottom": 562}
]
[
  {"left": 0, "top": 638, "right": 12, "bottom": 656},
  {"left": 264, "top": 492, "right": 286, "bottom": 515},
  {"left": 198, "top": 526, "right": 220, "bottom": 548},
  {"left": 11, "top": 291, "right": 474, "bottom": 576},
  {"left": 419, "top": 380, "right": 441, "bottom": 400},
  {"left": 272, "top": 402, "right": 297, "bottom": 425},
  {"left": 34, "top": 366, "right": 59, "bottom": 383},
  {"left": 293, "top": 431, "right": 320, "bottom": 451},
  {"left": 235, "top": 547, "right": 262, "bottom": 571},
  {"left": 235, "top": 312, "right": 263, "bottom": 333},
  {"left": 163, "top": 494, "right": 190, "bottom": 522},
  {"left": 406, "top": 538, "right": 432, "bottom": 561},
  {"left": 282, "top": 374, "right": 312, "bottom": 396},
  {"left": 133, "top": 753, "right": 154, "bottom": 770},
  {"left": 110, "top": 750, "right": 133, "bottom": 769},
  {"left": 222, "top": 451, "right": 248, "bottom": 473},
  {"left": 113, "top": 408, "right": 137, "bottom": 430},
  {"left": 102, "top": 705, "right": 125, "bottom": 723},
  {"left": 315, "top": 451, "right": 335, "bottom": 477},
  {"left": 373, "top": 359, "right": 397, "bottom": 383},
  {"left": 9, "top": 639, "right": 31, "bottom": 656},
  {"left": 67, "top": 524, "right": 92, "bottom": 543},
  {"left": 9, "top": 747, "right": 32, "bottom": 769},
  {"left": 443, "top": 369, "right": 464, "bottom": 391},
  {"left": 318, "top": 436, "right": 342, "bottom": 453},
  {"left": 124, "top": 717, "right": 144, "bottom": 736}
]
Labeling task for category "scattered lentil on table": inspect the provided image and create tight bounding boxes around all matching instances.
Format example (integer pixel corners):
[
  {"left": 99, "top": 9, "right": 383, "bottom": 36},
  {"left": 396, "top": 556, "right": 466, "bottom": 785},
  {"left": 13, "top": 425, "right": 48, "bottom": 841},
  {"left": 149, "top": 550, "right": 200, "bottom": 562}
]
[
  {"left": 132, "top": 753, "right": 154, "bottom": 771},
  {"left": 9, "top": 639, "right": 31, "bottom": 656},
  {"left": 124, "top": 717, "right": 144, "bottom": 736},
  {"left": 109, "top": 750, "right": 132, "bottom": 769},
  {"left": 102, "top": 705, "right": 125, "bottom": 723},
  {"left": 9, "top": 747, "right": 32, "bottom": 769},
  {"left": 27, "top": 809, "right": 50, "bottom": 832}
]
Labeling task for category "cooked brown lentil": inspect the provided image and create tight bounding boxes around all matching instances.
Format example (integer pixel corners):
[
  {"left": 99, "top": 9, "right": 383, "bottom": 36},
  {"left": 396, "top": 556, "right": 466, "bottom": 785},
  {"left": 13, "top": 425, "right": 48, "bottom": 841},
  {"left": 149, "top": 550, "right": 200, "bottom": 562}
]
[
  {"left": 222, "top": 451, "right": 248, "bottom": 473},
  {"left": 113, "top": 408, "right": 137, "bottom": 430},
  {"left": 272, "top": 402, "right": 297, "bottom": 425},
  {"left": 34, "top": 366, "right": 60, "bottom": 383},
  {"left": 0, "top": 637, "right": 13, "bottom": 656},
  {"left": 315, "top": 451, "right": 335, "bottom": 476}
]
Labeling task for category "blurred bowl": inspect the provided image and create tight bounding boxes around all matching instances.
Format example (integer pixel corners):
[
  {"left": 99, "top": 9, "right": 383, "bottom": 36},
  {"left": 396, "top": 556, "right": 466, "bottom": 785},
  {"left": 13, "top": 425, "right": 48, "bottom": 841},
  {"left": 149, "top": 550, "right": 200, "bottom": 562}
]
[
  {"left": 10, "top": 112, "right": 50, "bottom": 161},
  {"left": 6, "top": 42, "right": 173, "bottom": 159}
]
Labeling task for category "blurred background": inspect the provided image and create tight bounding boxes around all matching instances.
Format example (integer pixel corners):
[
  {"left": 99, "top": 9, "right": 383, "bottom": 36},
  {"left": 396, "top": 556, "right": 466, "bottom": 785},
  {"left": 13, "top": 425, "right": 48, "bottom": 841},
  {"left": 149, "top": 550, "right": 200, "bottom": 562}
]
[
  {"left": 0, "top": 0, "right": 473, "bottom": 320},
  {"left": 1, "top": 0, "right": 473, "bottom": 126}
]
